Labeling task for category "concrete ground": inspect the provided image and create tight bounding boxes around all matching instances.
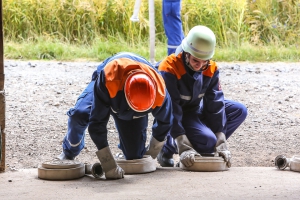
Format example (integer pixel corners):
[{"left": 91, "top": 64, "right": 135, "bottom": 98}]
[{"left": 0, "top": 167, "right": 300, "bottom": 200}]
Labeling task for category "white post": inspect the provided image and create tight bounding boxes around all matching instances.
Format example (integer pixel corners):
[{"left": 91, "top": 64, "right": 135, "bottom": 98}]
[{"left": 149, "top": 0, "right": 155, "bottom": 64}]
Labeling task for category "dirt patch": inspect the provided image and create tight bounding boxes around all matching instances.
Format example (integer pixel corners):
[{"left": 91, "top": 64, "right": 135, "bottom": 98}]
[{"left": 3, "top": 60, "right": 300, "bottom": 171}]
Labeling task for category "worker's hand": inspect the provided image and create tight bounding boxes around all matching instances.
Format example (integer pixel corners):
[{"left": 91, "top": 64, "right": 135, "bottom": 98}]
[
  {"left": 180, "top": 149, "right": 200, "bottom": 167},
  {"left": 105, "top": 165, "right": 124, "bottom": 179},
  {"left": 96, "top": 146, "right": 125, "bottom": 179},
  {"left": 215, "top": 132, "right": 231, "bottom": 168},
  {"left": 175, "top": 135, "right": 200, "bottom": 167},
  {"left": 215, "top": 143, "right": 232, "bottom": 167}
]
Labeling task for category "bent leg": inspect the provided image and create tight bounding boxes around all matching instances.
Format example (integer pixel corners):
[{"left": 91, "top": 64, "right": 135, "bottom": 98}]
[
  {"left": 223, "top": 100, "right": 248, "bottom": 139},
  {"left": 62, "top": 80, "right": 95, "bottom": 158},
  {"left": 182, "top": 111, "right": 217, "bottom": 153},
  {"left": 160, "top": 100, "right": 247, "bottom": 158},
  {"left": 162, "top": 133, "right": 178, "bottom": 155},
  {"left": 159, "top": 111, "right": 216, "bottom": 156},
  {"left": 157, "top": 133, "right": 176, "bottom": 167},
  {"left": 112, "top": 113, "right": 148, "bottom": 160},
  {"left": 158, "top": 110, "right": 216, "bottom": 167},
  {"left": 163, "top": 0, "right": 184, "bottom": 55}
]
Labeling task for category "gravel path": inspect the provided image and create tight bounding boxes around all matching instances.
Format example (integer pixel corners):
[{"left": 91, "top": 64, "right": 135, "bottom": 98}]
[{"left": 3, "top": 60, "right": 300, "bottom": 171}]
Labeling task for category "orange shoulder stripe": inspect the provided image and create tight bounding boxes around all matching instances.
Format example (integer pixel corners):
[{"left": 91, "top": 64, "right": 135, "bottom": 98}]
[
  {"left": 158, "top": 53, "right": 186, "bottom": 80},
  {"left": 202, "top": 61, "right": 218, "bottom": 77}
]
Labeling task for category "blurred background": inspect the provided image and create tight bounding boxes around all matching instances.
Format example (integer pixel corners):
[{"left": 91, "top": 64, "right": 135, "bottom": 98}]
[{"left": 2, "top": 0, "right": 300, "bottom": 61}]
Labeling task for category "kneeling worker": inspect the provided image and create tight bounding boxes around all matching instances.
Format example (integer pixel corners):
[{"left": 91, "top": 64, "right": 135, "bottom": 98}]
[
  {"left": 157, "top": 25, "right": 248, "bottom": 168},
  {"left": 58, "top": 52, "right": 173, "bottom": 179}
]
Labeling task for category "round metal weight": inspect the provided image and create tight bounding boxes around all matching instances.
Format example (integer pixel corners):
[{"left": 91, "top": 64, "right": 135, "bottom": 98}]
[
  {"left": 290, "top": 155, "right": 300, "bottom": 172},
  {"left": 180, "top": 156, "right": 228, "bottom": 172},
  {"left": 38, "top": 160, "right": 85, "bottom": 180},
  {"left": 42, "top": 159, "right": 83, "bottom": 169},
  {"left": 116, "top": 155, "right": 156, "bottom": 174}
]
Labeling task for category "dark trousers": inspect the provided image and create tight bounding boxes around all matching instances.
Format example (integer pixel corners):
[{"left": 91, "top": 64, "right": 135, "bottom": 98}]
[
  {"left": 62, "top": 80, "right": 149, "bottom": 160},
  {"left": 162, "top": 100, "right": 248, "bottom": 155}
]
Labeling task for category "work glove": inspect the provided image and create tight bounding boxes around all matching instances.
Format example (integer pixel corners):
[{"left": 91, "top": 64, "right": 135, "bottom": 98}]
[
  {"left": 95, "top": 146, "right": 125, "bottom": 179},
  {"left": 175, "top": 135, "right": 200, "bottom": 167},
  {"left": 144, "top": 136, "right": 166, "bottom": 159},
  {"left": 215, "top": 132, "right": 231, "bottom": 168}
]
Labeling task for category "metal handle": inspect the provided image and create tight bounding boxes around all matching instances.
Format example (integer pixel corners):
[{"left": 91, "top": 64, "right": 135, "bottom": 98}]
[
  {"left": 275, "top": 155, "right": 290, "bottom": 170},
  {"left": 85, "top": 163, "right": 103, "bottom": 178}
]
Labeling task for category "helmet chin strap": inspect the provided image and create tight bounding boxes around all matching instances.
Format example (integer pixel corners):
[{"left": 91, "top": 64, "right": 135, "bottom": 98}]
[
  {"left": 184, "top": 52, "right": 211, "bottom": 72},
  {"left": 184, "top": 53, "right": 203, "bottom": 72}
]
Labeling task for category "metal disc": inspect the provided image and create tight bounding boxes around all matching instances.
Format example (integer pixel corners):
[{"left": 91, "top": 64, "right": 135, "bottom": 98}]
[
  {"left": 38, "top": 163, "right": 85, "bottom": 180},
  {"left": 180, "top": 156, "right": 228, "bottom": 172},
  {"left": 116, "top": 155, "right": 156, "bottom": 174},
  {"left": 42, "top": 159, "right": 83, "bottom": 169}
]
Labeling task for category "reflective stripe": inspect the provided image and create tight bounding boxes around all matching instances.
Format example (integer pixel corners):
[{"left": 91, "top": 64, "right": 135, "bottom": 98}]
[
  {"left": 180, "top": 94, "right": 191, "bottom": 100},
  {"left": 198, "top": 93, "right": 205, "bottom": 98},
  {"left": 167, "top": 44, "right": 180, "bottom": 49},
  {"left": 106, "top": 52, "right": 149, "bottom": 66},
  {"left": 111, "top": 107, "right": 117, "bottom": 113},
  {"left": 188, "top": 43, "right": 214, "bottom": 55},
  {"left": 114, "top": 52, "right": 148, "bottom": 61},
  {"left": 67, "top": 137, "right": 83, "bottom": 147},
  {"left": 180, "top": 93, "right": 204, "bottom": 100},
  {"left": 133, "top": 115, "right": 146, "bottom": 119},
  {"left": 112, "top": 107, "right": 146, "bottom": 119}
]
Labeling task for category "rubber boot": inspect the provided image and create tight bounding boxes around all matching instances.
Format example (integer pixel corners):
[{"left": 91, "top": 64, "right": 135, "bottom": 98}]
[{"left": 157, "top": 149, "right": 174, "bottom": 167}]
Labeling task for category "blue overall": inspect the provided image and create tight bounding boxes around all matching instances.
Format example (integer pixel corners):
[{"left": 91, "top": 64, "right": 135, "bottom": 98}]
[
  {"left": 163, "top": 0, "right": 184, "bottom": 55},
  {"left": 158, "top": 52, "right": 248, "bottom": 156},
  {"left": 62, "top": 52, "right": 173, "bottom": 160}
]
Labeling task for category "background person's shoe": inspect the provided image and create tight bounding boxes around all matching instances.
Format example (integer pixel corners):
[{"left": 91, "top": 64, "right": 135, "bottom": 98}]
[
  {"left": 57, "top": 152, "right": 74, "bottom": 160},
  {"left": 115, "top": 152, "right": 125, "bottom": 159},
  {"left": 157, "top": 150, "right": 174, "bottom": 167}
]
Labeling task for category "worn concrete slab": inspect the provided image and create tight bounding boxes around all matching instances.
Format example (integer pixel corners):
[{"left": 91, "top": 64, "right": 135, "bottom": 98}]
[{"left": 0, "top": 167, "right": 299, "bottom": 200}]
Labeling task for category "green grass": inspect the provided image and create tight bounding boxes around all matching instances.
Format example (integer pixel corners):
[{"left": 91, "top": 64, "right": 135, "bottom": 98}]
[
  {"left": 3, "top": 0, "right": 300, "bottom": 62},
  {"left": 3, "top": 0, "right": 300, "bottom": 48},
  {"left": 215, "top": 43, "right": 300, "bottom": 62},
  {"left": 4, "top": 36, "right": 166, "bottom": 61},
  {"left": 4, "top": 37, "right": 300, "bottom": 62}
]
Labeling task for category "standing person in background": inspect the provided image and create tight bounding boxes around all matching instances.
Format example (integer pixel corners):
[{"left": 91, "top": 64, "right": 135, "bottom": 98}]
[
  {"left": 156, "top": 25, "right": 248, "bottom": 168},
  {"left": 163, "top": 0, "right": 185, "bottom": 55},
  {"left": 57, "top": 52, "right": 173, "bottom": 179}
]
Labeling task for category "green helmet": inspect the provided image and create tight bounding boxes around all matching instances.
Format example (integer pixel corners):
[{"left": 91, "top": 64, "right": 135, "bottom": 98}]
[{"left": 180, "top": 25, "right": 216, "bottom": 60}]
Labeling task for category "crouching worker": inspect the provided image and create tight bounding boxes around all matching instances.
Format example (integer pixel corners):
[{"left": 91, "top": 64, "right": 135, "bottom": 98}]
[
  {"left": 58, "top": 52, "right": 173, "bottom": 179},
  {"left": 156, "top": 25, "right": 248, "bottom": 168}
]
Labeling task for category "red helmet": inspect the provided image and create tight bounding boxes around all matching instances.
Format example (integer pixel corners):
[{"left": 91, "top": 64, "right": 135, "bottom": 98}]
[{"left": 124, "top": 71, "right": 156, "bottom": 112}]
